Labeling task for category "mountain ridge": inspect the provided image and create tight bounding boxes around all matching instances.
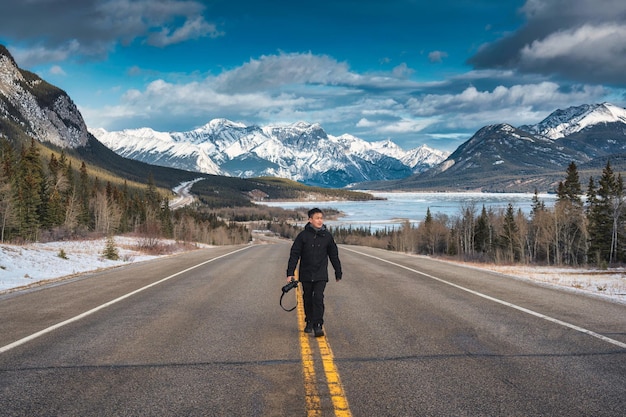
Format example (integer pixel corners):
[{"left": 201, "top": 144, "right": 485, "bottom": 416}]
[
  {"left": 90, "top": 120, "right": 450, "bottom": 188},
  {"left": 0, "top": 45, "right": 89, "bottom": 149},
  {"left": 520, "top": 102, "right": 626, "bottom": 139},
  {"left": 91, "top": 101, "right": 626, "bottom": 191},
  {"left": 367, "top": 102, "right": 626, "bottom": 192}
]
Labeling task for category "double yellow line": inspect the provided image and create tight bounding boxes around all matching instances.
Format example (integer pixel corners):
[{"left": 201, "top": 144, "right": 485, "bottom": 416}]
[{"left": 296, "top": 285, "right": 352, "bottom": 417}]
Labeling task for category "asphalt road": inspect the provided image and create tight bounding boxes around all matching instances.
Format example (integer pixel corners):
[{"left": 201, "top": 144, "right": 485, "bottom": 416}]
[{"left": 1, "top": 240, "right": 625, "bottom": 416}]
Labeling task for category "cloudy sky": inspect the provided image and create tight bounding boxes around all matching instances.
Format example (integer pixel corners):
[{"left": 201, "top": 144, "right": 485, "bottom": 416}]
[{"left": 1, "top": 0, "right": 625, "bottom": 151}]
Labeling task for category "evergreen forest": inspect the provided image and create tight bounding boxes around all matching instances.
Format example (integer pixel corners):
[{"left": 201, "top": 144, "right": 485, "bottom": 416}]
[
  {"left": 317, "top": 161, "right": 626, "bottom": 268},
  {"left": 0, "top": 138, "right": 250, "bottom": 246}
]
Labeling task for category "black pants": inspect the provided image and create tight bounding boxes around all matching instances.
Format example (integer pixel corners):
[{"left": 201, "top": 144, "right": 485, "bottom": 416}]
[{"left": 301, "top": 280, "right": 327, "bottom": 325}]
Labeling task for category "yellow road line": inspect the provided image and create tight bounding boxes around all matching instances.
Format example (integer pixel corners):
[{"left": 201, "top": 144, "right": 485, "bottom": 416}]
[
  {"left": 316, "top": 336, "right": 352, "bottom": 417},
  {"left": 297, "top": 285, "right": 322, "bottom": 417},
  {"left": 295, "top": 277, "right": 352, "bottom": 417}
]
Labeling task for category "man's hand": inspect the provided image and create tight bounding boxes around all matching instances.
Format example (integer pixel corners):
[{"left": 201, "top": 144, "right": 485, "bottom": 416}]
[{"left": 287, "top": 276, "right": 295, "bottom": 283}]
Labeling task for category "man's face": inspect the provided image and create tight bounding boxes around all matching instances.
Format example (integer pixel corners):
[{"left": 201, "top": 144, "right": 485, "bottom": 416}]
[{"left": 309, "top": 212, "right": 324, "bottom": 229}]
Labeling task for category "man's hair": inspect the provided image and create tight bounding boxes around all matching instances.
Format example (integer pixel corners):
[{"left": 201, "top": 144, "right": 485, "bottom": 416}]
[{"left": 308, "top": 207, "right": 323, "bottom": 218}]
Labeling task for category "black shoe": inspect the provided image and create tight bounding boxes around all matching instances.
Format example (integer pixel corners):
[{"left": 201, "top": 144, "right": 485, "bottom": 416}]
[
  {"left": 313, "top": 323, "right": 324, "bottom": 337},
  {"left": 304, "top": 322, "right": 313, "bottom": 333}
]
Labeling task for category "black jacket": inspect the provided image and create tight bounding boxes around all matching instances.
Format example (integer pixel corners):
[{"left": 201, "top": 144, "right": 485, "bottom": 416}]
[{"left": 287, "top": 223, "right": 342, "bottom": 282}]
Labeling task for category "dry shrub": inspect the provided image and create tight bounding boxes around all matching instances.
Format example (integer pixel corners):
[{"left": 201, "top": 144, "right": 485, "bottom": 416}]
[{"left": 135, "top": 239, "right": 198, "bottom": 255}]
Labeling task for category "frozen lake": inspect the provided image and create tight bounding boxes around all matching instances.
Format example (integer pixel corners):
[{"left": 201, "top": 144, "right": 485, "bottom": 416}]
[{"left": 258, "top": 192, "right": 558, "bottom": 231}]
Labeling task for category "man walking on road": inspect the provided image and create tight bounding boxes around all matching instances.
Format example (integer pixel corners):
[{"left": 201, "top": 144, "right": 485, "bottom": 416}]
[{"left": 287, "top": 208, "right": 342, "bottom": 337}]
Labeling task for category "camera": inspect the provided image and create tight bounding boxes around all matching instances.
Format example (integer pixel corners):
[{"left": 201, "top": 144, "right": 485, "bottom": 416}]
[{"left": 282, "top": 279, "right": 299, "bottom": 293}]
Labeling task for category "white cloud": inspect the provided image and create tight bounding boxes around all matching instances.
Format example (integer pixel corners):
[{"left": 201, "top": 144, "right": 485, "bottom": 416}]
[
  {"left": 356, "top": 118, "right": 378, "bottom": 128},
  {"left": 212, "top": 52, "right": 357, "bottom": 93},
  {"left": 428, "top": 50, "right": 448, "bottom": 63},
  {"left": 391, "top": 63, "right": 414, "bottom": 78},
  {"left": 520, "top": 23, "right": 626, "bottom": 63},
  {"left": 402, "top": 81, "right": 608, "bottom": 134},
  {"left": 373, "top": 118, "right": 438, "bottom": 135},
  {"left": 85, "top": 52, "right": 420, "bottom": 128},
  {"left": 408, "top": 82, "right": 605, "bottom": 116},
  {"left": 49, "top": 65, "right": 66, "bottom": 75},
  {"left": 147, "top": 16, "right": 224, "bottom": 47}
]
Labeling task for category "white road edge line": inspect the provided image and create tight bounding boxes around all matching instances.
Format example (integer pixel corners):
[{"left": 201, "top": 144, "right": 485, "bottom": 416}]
[
  {"left": 344, "top": 247, "right": 626, "bottom": 350},
  {"left": 1, "top": 246, "right": 252, "bottom": 354}
]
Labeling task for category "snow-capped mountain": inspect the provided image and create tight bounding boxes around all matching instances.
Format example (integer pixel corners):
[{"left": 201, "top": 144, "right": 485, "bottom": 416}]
[
  {"left": 388, "top": 102, "right": 626, "bottom": 192},
  {"left": 520, "top": 102, "right": 626, "bottom": 139},
  {"left": 90, "top": 121, "right": 449, "bottom": 188},
  {"left": 429, "top": 123, "right": 584, "bottom": 177}
]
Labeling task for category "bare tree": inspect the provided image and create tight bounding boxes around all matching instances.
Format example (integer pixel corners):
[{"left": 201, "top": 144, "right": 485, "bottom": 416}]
[
  {"left": 0, "top": 181, "right": 14, "bottom": 242},
  {"left": 64, "top": 188, "right": 80, "bottom": 233},
  {"left": 138, "top": 207, "right": 162, "bottom": 249},
  {"left": 530, "top": 208, "right": 555, "bottom": 264},
  {"left": 458, "top": 203, "right": 476, "bottom": 256},
  {"left": 93, "top": 190, "right": 121, "bottom": 235}
]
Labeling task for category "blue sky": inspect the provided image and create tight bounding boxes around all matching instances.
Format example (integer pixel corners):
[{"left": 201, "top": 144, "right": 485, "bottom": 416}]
[{"left": 1, "top": 0, "right": 625, "bottom": 151}]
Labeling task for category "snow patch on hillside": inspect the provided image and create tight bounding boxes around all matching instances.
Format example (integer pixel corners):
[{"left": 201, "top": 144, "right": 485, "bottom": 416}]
[{"left": 525, "top": 102, "right": 626, "bottom": 139}]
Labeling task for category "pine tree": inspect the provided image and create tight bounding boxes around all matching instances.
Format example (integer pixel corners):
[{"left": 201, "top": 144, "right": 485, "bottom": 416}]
[
  {"left": 500, "top": 203, "right": 519, "bottom": 262},
  {"left": 558, "top": 161, "right": 583, "bottom": 207},
  {"left": 588, "top": 160, "right": 623, "bottom": 265},
  {"left": 145, "top": 173, "right": 160, "bottom": 209},
  {"left": 118, "top": 180, "right": 131, "bottom": 233},
  {"left": 64, "top": 159, "right": 74, "bottom": 186},
  {"left": 531, "top": 188, "right": 545, "bottom": 218},
  {"left": 0, "top": 140, "right": 15, "bottom": 242},
  {"left": 474, "top": 205, "right": 490, "bottom": 255},
  {"left": 58, "top": 150, "right": 67, "bottom": 169},
  {"left": 13, "top": 140, "right": 45, "bottom": 241},
  {"left": 102, "top": 235, "right": 119, "bottom": 260},
  {"left": 554, "top": 162, "right": 586, "bottom": 265},
  {"left": 48, "top": 153, "right": 60, "bottom": 183},
  {"left": 529, "top": 188, "right": 548, "bottom": 262},
  {"left": 585, "top": 177, "right": 597, "bottom": 215},
  {"left": 47, "top": 187, "right": 65, "bottom": 228},
  {"left": 421, "top": 207, "right": 433, "bottom": 254},
  {"left": 159, "top": 196, "right": 174, "bottom": 238}
]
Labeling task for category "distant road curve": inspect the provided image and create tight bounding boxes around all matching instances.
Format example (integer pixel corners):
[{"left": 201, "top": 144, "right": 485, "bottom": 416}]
[{"left": 169, "top": 178, "right": 203, "bottom": 209}]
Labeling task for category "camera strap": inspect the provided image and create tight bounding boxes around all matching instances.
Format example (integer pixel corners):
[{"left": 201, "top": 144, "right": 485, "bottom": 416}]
[{"left": 280, "top": 288, "right": 297, "bottom": 312}]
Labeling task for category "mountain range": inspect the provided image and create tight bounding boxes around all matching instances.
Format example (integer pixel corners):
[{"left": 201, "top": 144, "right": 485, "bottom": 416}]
[
  {"left": 381, "top": 102, "right": 626, "bottom": 192},
  {"left": 91, "top": 102, "right": 626, "bottom": 190},
  {"left": 90, "top": 120, "right": 449, "bottom": 188},
  {"left": 2, "top": 43, "right": 626, "bottom": 193}
]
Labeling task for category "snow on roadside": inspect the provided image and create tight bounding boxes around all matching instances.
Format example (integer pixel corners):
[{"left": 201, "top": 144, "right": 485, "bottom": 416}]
[
  {"left": 0, "top": 236, "right": 209, "bottom": 293},
  {"left": 448, "top": 261, "right": 626, "bottom": 304},
  {"left": 2, "top": 237, "right": 625, "bottom": 304}
]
